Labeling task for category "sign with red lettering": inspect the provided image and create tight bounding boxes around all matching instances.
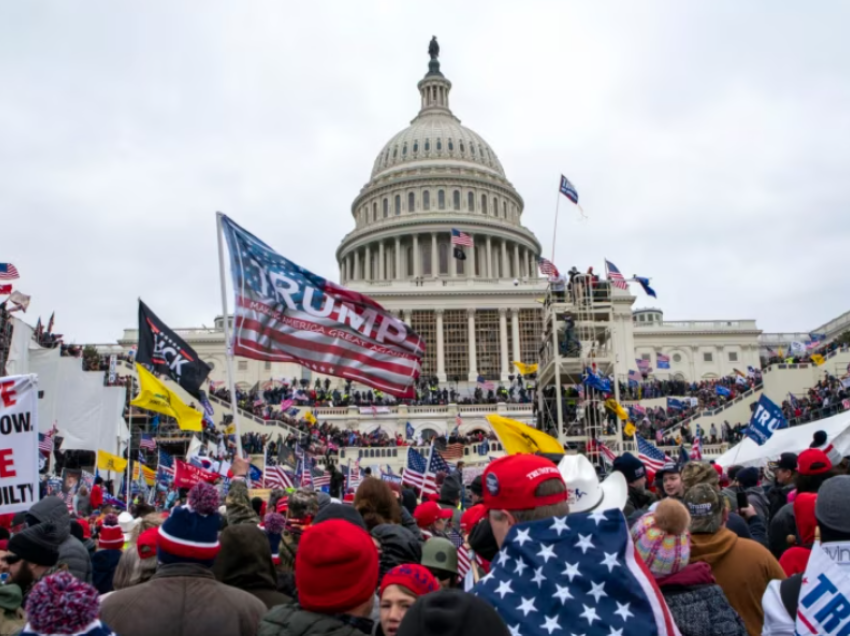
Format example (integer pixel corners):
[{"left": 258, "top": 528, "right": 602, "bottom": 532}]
[
  {"left": 0, "top": 375, "right": 38, "bottom": 513},
  {"left": 173, "top": 459, "right": 219, "bottom": 489}
]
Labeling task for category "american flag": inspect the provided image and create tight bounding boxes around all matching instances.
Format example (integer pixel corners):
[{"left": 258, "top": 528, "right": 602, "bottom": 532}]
[
  {"left": 266, "top": 464, "right": 295, "bottom": 489},
  {"left": 280, "top": 398, "right": 293, "bottom": 410},
  {"left": 451, "top": 229, "right": 474, "bottom": 247},
  {"left": 38, "top": 433, "right": 54, "bottom": 454},
  {"left": 440, "top": 443, "right": 465, "bottom": 461},
  {"left": 473, "top": 510, "right": 679, "bottom": 636},
  {"left": 157, "top": 450, "right": 175, "bottom": 483},
  {"left": 537, "top": 257, "right": 559, "bottom": 277},
  {"left": 423, "top": 447, "right": 452, "bottom": 496},
  {"left": 476, "top": 375, "right": 495, "bottom": 391},
  {"left": 448, "top": 529, "right": 472, "bottom": 579},
  {"left": 0, "top": 263, "right": 20, "bottom": 281},
  {"left": 656, "top": 353, "right": 670, "bottom": 369},
  {"left": 312, "top": 468, "right": 331, "bottom": 489},
  {"left": 689, "top": 433, "right": 703, "bottom": 461},
  {"left": 635, "top": 434, "right": 673, "bottom": 472},
  {"left": 632, "top": 403, "right": 646, "bottom": 417},
  {"left": 605, "top": 259, "right": 629, "bottom": 290},
  {"left": 627, "top": 370, "right": 641, "bottom": 385},
  {"left": 559, "top": 174, "right": 579, "bottom": 204},
  {"left": 139, "top": 434, "right": 157, "bottom": 451},
  {"left": 220, "top": 215, "right": 424, "bottom": 398},
  {"left": 295, "top": 455, "right": 312, "bottom": 489},
  {"left": 401, "top": 447, "right": 429, "bottom": 490},
  {"left": 586, "top": 438, "right": 616, "bottom": 466}
]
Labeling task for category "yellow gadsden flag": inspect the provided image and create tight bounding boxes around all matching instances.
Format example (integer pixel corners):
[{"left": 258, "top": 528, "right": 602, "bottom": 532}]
[
  {"left": 811, "top": 354, "right": 826, "bottom": 366},
  {"left": 485, "top": 414, "right": 563, "bottom": 455},
  {"left": 132, "top": 462, "right": 157, "bottom": 486},
  {"left": 97, "top": 450, "right": 127, "bottom": 473},
  {"left": 623, "top": 422, "right": 636, "bottom": 437},
  {"left": 512, "top": 361, "right": 539, "bottom": 376},
  {"left": 604, "top": 398, "right": 629, "bottom": 421},
  {"left": 304, "top": 411, "right": 317, "bottom": 426},
  {"left": 131, "top": 363, "right": 202, "bottom": 432}
]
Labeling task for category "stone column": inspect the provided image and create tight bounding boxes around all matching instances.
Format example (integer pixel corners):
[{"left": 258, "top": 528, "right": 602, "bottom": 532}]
[
  {"left": 365, "top": 245, "right": 372, "bottom": 281},
  {"left": 513, "top": 244, "right": 520, "bottom": 280},
  {"left": 353, "top": 250, "right": 360, "bottom": 281},
  {"left": 499, "top": 308, "right": 509, "bottom": 381},
  {"left": 500, "top": 241, "right": 508, "bottom": 279},
  {"left": 413, "top": 234, "right": 420, "bottom": 278},
  {"left": 431, "top": 232, "right": 438, "bottom": 278},
  {"left": 528, "top": 251, "right": 536, "bottom": 278},
  {"left": 450, "top": 241, "right": 457, "bottom": 278},
  {"left": 467, "top": 309, "right": 478, "bottom": 381},
  {"left": 468, "top": 237, "right": 476, "bottom": 278},
  {"left": 436, "top": 309, "right": 446, "bottom": 381},
  {"left": 395, "top": 237, "right": 402, "bottom": 280},
  {"left": 511, "top": 308, "right": 521, "bottom": 363},
  {"left": 486, "top": 237, "right": 492, "bottom": 279},
  {"left": 378, "top": 242, "right": 385, "bottom": 281}
]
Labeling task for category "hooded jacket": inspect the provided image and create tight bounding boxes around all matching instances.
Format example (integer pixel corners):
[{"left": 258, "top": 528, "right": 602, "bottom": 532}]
[
  {"left": 27, "top": 496, "right": 92, "bottom": 583},
  {"left": 0, "top": 583, "right": 25, "bottom": 636},
  {"left": 656, "top": 562, "right": 748, "bottom": 636},
  {"left": 624, "top": 486, "right": 657, "bottom": 519},
  {"left": 92, "top": 549, "right": 122, "bottom": 594},
  {"left": 371, "top": 524, "right": 422, "bottom": 582},
  {"left": 258, "top": 603, "right": 373, "bottom": 636},
  {"left": 399, "top": 507, "right": 423, "bottom": 542},
  {"left": 743, "top": 486, "right": 771, "bottom": 524},
  {"left": 778, "top": 493, "right": 817, "bottom": 576},
  {"left": 689, "top": 527, "right": 785, "bottom": 636},
  {"left": 768, "top": 502, "right": 796, "bottom": 559},
  {"left": 212, "top": 523, "right": 293, "bottom": 609}
]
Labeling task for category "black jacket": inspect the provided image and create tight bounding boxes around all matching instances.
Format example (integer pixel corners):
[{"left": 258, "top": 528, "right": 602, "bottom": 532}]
[
  {"left": 258, "top": 603, "right": 373, "bottom": 636},
  {"left": 28, "top": 496, "right": 92, "bottom": 583},
  {"left": 371, "top": 524, "right": 421, "bottom": 581}
]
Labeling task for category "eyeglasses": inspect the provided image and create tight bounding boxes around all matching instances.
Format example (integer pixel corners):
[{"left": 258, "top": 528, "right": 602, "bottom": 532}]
[{"left": 2, "top": 555, "right": 20, "bottom": 566}]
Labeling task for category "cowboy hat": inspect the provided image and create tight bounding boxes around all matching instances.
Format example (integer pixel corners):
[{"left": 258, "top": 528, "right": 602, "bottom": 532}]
[{"left": 558, "top": 454, "right": 628, "bottom": 513}]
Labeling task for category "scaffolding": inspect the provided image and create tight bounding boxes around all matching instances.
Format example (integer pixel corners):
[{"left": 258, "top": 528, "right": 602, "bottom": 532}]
[{"left": 536, "top": 274, "right": 623, "bottom": 457}]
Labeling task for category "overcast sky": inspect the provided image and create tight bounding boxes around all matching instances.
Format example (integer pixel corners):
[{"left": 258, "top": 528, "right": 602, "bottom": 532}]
[{"left": 2, "top": 2, "right": 848, "bottom": 343}]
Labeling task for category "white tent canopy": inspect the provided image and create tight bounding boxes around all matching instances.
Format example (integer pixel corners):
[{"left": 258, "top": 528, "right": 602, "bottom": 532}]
[{"left": 715, "top": 412, "right": 850, "bottom": 469}]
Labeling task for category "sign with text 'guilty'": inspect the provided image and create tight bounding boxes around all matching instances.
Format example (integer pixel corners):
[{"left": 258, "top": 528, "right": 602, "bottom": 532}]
[{"left": 0, "top": 375, "right": 39, "bottom": 513}]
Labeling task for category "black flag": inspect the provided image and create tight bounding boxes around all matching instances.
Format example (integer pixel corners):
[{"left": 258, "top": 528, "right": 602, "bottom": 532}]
[
  {"left": 453, "top": 247, "right": 466, "bottom": 261},
  {"left": 137, "top": 300, "right": 211, "bottom": 400}
]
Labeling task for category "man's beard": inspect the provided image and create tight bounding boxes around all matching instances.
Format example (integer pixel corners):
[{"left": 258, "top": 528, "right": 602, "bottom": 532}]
[{"left": 11, "top": 562, "right": 36, "bottom": 591}]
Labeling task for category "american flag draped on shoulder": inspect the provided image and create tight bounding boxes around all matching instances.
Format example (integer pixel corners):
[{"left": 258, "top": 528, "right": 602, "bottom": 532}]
[
  {"left": 220, "top": 214, "right": 424, "bottom": 398},
  {"left": 473, "top": 510, "right": 680, "bottom": 636}
]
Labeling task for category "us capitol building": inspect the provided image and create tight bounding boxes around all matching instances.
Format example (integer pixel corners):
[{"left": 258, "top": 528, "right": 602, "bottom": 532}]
[{"left": 113, "top": 40, "right": 848, "bottom": 399}]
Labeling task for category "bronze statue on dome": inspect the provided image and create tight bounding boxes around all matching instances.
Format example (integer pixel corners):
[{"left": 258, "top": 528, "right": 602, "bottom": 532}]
[{"left": 428, "top": 36, "right": 439, "bottom": 60}]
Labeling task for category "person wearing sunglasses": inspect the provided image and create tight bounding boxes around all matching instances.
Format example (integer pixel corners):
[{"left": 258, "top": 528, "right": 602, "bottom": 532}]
[{"left": 5, "top": 523, "right": 60, "bottom": 601}]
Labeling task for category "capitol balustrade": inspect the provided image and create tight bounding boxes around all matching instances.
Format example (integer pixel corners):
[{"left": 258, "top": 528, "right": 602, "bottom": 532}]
[{"left": 312, "top": 402, "right": 532, "bottom": 420}]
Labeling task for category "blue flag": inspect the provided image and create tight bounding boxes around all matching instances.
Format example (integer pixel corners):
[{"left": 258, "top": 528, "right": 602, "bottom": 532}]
[
  {"left": 716, "top": 385, "right": 731, "bottom": 397},
  {"left": 666, "top": 397, "right": 684, "bottom": 411},
  {"left": 559, "top": 174, "right": 579, "bottom": 204},
  {"left": 405, "top": 421, "right": 415, "bottom": 440},
  {"left": 745, "top": 395, "right": 788, "bottom": 446},
  {"left": 583, "top": 367, "right": 611, "bottom": 394},
  {"left": 249, "top": 464, "right": 264, "bottom": 483},
  {"left": 634, "top": 276, "right": 657, "bottom": 298}
]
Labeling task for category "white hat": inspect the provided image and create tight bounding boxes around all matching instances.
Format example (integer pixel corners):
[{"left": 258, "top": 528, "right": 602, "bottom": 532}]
[
  {"left": 558, "top": 454, "right": 629, "bottom": 513},
  {"left": 117, "top": 511, "right": 139, "bottom": 541}
]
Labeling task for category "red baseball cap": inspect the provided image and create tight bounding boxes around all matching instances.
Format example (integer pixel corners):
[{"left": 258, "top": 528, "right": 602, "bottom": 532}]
[
  {"left": 413, "top": 501, "right": 453, "bottom": 528},
  {"left": 798, "top": 449, "right": 832, "bottom": 476},
  {"left": 482, "top": 454, "right": 566, "bottom": 511},
  {"left": 460, "top": 504, "right": 487, "bottom": 533}
]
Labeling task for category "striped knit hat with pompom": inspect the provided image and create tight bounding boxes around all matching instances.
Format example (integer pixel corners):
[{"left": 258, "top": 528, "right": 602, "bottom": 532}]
[
  {"left": 21, "top": 570, "right": 117, "bottom": 636},
  {"left": 158, "top": 482, "right": 221, "bottom": 567},
  {"left": 630, "top": 498, "right": 691, "bottom": 578},
  {"left": 263, "top": 512, "right": 285, "bottom": 565},
  {"left": 97, "top": 514, "right": 124, "bottom": 550}
]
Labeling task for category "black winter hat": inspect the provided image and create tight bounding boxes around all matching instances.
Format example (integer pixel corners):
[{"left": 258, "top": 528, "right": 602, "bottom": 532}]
[
  {"left": 9, "top": 522, "right": 60, "bottom": 567},
  {"left": 612, "top": 452, "right": 646, "bottom": 484},
  {"left": 440, "top": 473, "right": 462, "bottom": 503},
  {"left": 397, "top": 589, "right": 510, "bottom": 636},
  {"left": 469, "top": 475, "right": 483, "bottom": 497},
  {"left": 313, "top": 503, "right": 367, "bottom": 531}
]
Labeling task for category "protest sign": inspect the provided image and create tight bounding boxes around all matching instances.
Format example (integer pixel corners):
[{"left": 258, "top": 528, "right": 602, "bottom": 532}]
[
  {"left": 0, "top": 375, "right": 39, "bottom": 512},
  {"left": 173, "top": 459, "right": 219, "bottom": 489},
  {"left": 745, "top": 395, "right": 788, "bottom": 446}
]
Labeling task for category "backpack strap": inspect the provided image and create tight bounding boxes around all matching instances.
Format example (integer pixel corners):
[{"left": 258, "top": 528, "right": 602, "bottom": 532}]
[{"left": 780, "top": 573, "right": 804, "bottom": 618}]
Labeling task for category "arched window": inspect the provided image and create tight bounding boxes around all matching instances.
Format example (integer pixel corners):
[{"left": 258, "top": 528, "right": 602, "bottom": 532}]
[
  {"left": 470, "top": 144, "right": 476, "bottom": 156},
  {"left": 438, "top": 190, "right": 446, "bottom": 210},
  {"left": 481, "top": 195, "right": 487, "bottom": 214},
  {"left": 503, "top": 201, "right": 507, "bottom": 218},
  {"left": 372, "top": 202, "right": 377, "bottom": 221},
  {"left": 492, "top": 197, "right": 498, "bottom": 216},
  {"left": 383, "top": 198, "right": 389, "bottom": 218},
  {"left": 453, "top": 190, "right": 461, "bottom": 210},
  {"left": 459, "top": 140, "right": 465, "bottom": 153},
  {"left": 448, "top": 139, "right": 454, "bottom": 151},
  {"left": 406, "top": 246, "right": 413, "bottom": 277},
  {"left": 413, "top": 140, "right": 419, "bottom": 153},
  {"left": 436, "top": 138, "right": 442, "bottom": 151},
  {"left": 402, "top": 143, "right": 407, "bottom": 156},
  {"left": 425, "top": 139, "right": 430, "bottom": 152},
  {"left": 423, "top": 191, "right": 430, "bottom": 211},
  {"left": 385, "top": 149, "right": 390, "bottom": 164},
  {"left": 468, "top": 192, "right": 474, "bottom": 211},
  {"left": 422, "top": 241, "right": 432, "bottom": 275},
  {"left": 438, "top": 243, "right": 449, "bottom": 275},
  {"left": 408, "top": 192, "right": 415, "bottom": 212},
  {"left": 479, "top": 144, "right": 484, "bottom": 157},
  {"left": 395, "top": 195, "right": 401, "bottom": 215},
  {"left": 392, "top": 146, "right": 398, "bottom": 158}
]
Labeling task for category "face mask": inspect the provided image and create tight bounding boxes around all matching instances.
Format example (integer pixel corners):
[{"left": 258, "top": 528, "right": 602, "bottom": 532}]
[{"left": 468, "top": 517, "right": 499, "bottom": 562}]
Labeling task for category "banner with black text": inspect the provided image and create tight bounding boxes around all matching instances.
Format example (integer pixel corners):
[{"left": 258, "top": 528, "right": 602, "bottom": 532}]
[{"left": 0, "top": 375, "right": 39, "bottom": 513}]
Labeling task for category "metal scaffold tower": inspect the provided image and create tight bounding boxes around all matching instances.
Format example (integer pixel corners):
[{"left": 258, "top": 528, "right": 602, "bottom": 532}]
[{"left": 536, "top": 273, "right": 623, "bottom": 458}]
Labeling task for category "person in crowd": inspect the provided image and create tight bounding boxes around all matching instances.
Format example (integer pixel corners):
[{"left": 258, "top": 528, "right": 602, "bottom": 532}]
[
  {"left": 91, "top": 514, "right": 123, "bottom": 595},
  {"left": 90, "top": 478, "right": 104, "bottom": 512},
  {"left": 355, "top": 478, "right": 402, "bottom": 531},
  {"left": 632, "top": 498, "right": 747, "bottom": 636},
  {"left": 26, "top": 496, "right": 92, "bottom": 583},
  {"left": 74, "top": 486, "right": 93, "bottom": 518},
  {"left": 378, "top": 564, "right": 440, "bottom": 636},
  {"left": 19, "top": 571, "right": 116, "bottom": 636},
  {"left": 766, "top": 453, "right": 798, "bottom": 520},
  {"left": 117, "top": 511, "right": 138, "bottom": 545},
  {"left": 420, "top": 537, "right": 459, "bottom": 589},
  {"left": 258, "top": 519, "right": 379, "bottom": 636},
  {"left": 386, "top": 483, "right": 422, "bottom": 540},
  {"left": 733, "top": 466, "right": 771, "bottom": 522},
  {"left": 0, "top": 537, "right": 25, "bottom": 635},
  {"left": 684, "top": 483, "right": 785, "bottom": 636},
  {"left": 100, "top": 482, "right": 266, "bottom": 636},
  {"left": 769, "top": 448, "right": 836, "bottom": 559},
  {"left": 212, "top": 523, "right": 292, "bottom": 609},
  {"left": 6, "top": 523, "right": 61, "bottom": 606},
  {"left": 110, "top": 526, "right": 156, "bottom": 592},
  {"left": 777, "top": 493, "right": 817, "bottom": 576},
  {"left": 396, "top": 589, "right": 510, "bottom": 636},
  {"left": 436, "top": 474, "right": 462, "bottom": 529},
  {"left": 372, "top": 524, "right": 422, "bottom": 584},
  {"left": 468, "top": 475, "right": 483, "bottom": 506},
  {"left": 656, "top": 461, "right": 685, "bottom": 499},
  {"left": 762, "top": 475, "right": 850, "bottom": 635},
  {"left": 613, "top": 452, "right": 656, "bottom": 518},
  {"left": 70, "top": 519, "right": 95, "bottom": 559},
  {"left": 413, "top": 502, "right": 452, "bottom": 539}
]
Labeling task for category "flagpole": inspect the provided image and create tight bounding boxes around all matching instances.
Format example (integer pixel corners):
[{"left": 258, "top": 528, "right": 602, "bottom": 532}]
[
  {"left": 125, "top": 410, "right": 132, "bottom": 506},
  {"left": 550, "top": 186, "right": 561, "bottom": 263},
  {"left": 263, "top": 441, "right": 268, "bottom": 489},
  {"left": 216, "top": 212, "right": 244, "bottom": 457}
]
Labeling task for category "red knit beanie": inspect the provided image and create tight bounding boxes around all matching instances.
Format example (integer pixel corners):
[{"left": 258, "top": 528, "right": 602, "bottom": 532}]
[
  {"left": 379, "top": 564, "right": 440, "bottom": 598},
  {"left": 295, "top": 519, "right": 378, "bottom": 614},
  {"left": 98, "top": 514, "right": 124, "bottom": 550}
]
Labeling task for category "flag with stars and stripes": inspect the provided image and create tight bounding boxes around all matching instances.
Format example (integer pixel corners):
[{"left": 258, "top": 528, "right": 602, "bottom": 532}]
[
  {"left": 605, "top": 260, "right": 629, "bottom": 291},
  {"left": 139, "top": 434, "right": 157, "bottom": 451},
  {"left": 689, "top": 433, "right": 702, "bottom": 461},
  {"left": 219, "top": 214, "right": 424, "bottom": 398},
  {"left": 38, "top": 433, "right": 55, "bottom": 455},
  {"left": 473, "top": 510, "right": 680, "bottom": 636},
  {"left": 448, "top": 529, "right": 472, "bottom": 579},
  {"left": 635, "top": 435, "right": 673, "bottom": 473},
  {"left": 265, "top": 464, "right": 295, "bottom": 490},
  {"left": 537, "top": 258, "right": 559, "bottom": 278},
  {"left": 401, "top": 446, "right": 429, "bottom": 491}
]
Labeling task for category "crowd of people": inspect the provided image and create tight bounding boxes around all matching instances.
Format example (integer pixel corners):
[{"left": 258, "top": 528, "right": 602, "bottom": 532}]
[{"left": 3, "top": 425, "right": 847, "bottom": 636}]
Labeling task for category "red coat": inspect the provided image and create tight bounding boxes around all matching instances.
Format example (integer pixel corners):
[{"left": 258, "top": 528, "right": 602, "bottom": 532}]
[{"left": 90, "top": 484, "right": 104, "bottom": 510}]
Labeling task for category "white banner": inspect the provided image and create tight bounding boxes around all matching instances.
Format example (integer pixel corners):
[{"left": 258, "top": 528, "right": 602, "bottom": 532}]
[
  {"left": 796, "top": 541, "right": 850, "bottom": 635},
  {"left": 359, "top": 406, "right": 390, "bottom": 415},
  {"left": 0, "top": 375, "right": 40, "bottom": 513}
]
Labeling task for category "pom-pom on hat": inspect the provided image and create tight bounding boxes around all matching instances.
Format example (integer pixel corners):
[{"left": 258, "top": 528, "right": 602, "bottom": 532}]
[
  {"left": 631, "top": 499, "right": 691, "bottom": 578},
  {"left": 810, "top": 430, "right": 842, "bottom": 466},
  {"left": 23, "top": 571, "right": 115, "bottom": 636},
  {"left": 264, "top": 512, "right": 285, "bottom": 565},
  {"left": 97, "top": 514, "right": 124, "bottom": 550},
  {"left": 157, "top": 482, "right": 221, "bottom": 567}
]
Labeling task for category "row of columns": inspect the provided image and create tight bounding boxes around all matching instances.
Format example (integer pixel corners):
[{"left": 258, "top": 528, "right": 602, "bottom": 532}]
[
  {"left": 399, "top": 308, "right": 523, "bottom": 383},
  {"left": 341, "top": 233, "right": 537, "bottom": 283}
]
